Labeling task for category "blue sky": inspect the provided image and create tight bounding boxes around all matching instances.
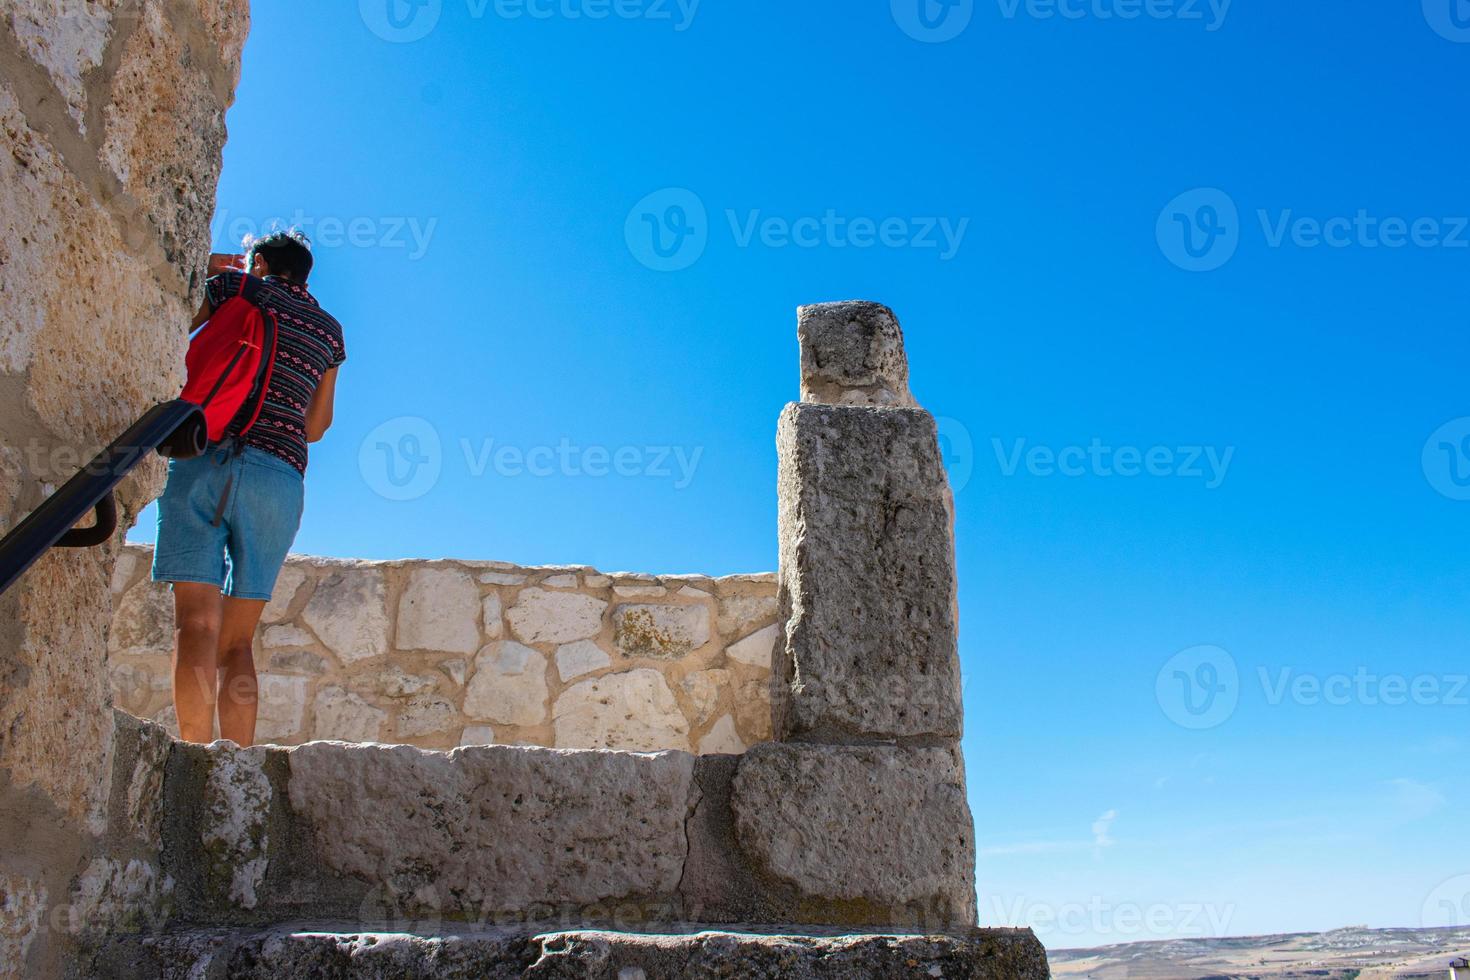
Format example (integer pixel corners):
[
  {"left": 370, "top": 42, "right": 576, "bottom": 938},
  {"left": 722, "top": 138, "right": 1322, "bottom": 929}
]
[{"left": 129, "top": 0, "right": 1470, "bottom": 949}]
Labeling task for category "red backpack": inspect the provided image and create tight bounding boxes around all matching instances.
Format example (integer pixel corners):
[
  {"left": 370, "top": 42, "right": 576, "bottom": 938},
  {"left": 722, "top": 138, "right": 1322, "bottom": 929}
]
[{"left": 181, "top": 274, "right": 278, "bottom": 443}]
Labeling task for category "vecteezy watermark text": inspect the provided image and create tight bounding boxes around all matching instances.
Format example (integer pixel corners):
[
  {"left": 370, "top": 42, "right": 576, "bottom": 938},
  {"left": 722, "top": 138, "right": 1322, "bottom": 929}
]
[
  {"left": 891, "top": 0, "right": 1230, "bottom": 42},
  {"left": 1158, "top": 188, "right": 1470, "bottom": 272},
  {"left": 1157, "top": 645, "right": 1470, "bottom": 730},
  {"left": 726, "top": 210, "right": 969, "bottom": 260},
  {"left": 624, "top": 188, "right": 970, "bottom": 271},
  {"left": 212, "top": 209, "right": 438, "bottom": 260},
  {"left": 358, "top": 417, "right": 704, "bottom": 501},
  {"left": 991, "top": 438, "right": 1235, "bottom": 489},
  {"left": 995, "top": 0, "right": 1231, "bottom": 30},
  {"left": 459, "top": 437, "right": 702, "bottom": 487},
  {"left": 984, "top": 894, "right": 1237, "bottom": 939},
  {"left": 359, "top": 0, "right": 700, "bottom": 43}
]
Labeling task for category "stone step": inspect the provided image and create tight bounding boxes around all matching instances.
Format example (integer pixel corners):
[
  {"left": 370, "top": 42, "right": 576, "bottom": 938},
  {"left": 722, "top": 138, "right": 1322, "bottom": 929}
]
[
  {"left": 158, "top": 732, "right": 979, "bottom": 931},
  {"left": 82, "top": 923, "right": 1050, "bottom": 979}
]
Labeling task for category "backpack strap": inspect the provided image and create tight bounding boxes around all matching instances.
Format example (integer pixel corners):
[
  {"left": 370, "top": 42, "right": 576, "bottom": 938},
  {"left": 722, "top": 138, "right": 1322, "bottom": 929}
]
[{"left": 221, "top": 276, "right": 278, "bottom": 441}]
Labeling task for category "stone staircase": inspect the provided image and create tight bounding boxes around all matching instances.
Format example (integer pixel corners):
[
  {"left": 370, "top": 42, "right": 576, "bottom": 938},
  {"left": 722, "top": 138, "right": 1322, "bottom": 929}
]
[{"left": 71, "top": 303, "right": 1049, "bottom": 979}]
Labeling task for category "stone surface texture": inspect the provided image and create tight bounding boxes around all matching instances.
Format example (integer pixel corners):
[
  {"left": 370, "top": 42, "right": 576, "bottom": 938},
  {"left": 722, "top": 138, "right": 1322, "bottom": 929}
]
[
  {"left": 0, "top": 4, "right": 247, "bottom": 977},
  {"left": 797, "top": 301, "right": 915, "bottom": 408},
  {"left": 774, "top": 403, "right": 963, "bottom": 743},
  {"left": 84, "top": 924, "right": 1050, "bottom": 979},
  {"left": 732, "top": 743, "right": 977, "bottom": 927},
  {"left": 285, "top": 742, "right": 695, "bottom": 912},
  {"left": 109, "top": 546, "right": 778, "bottom": 752}
]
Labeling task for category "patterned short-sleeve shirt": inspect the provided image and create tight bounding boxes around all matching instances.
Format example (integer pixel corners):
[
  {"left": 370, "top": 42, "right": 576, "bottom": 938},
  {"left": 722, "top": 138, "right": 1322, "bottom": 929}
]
[{"left": 205, "top": 271, "right": 346, "bottom": 474}]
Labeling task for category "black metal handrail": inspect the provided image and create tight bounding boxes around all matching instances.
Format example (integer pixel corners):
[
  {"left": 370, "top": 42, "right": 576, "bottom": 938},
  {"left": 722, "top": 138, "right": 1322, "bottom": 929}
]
[{"left": 0, "top": 400, "right": 208, "bottom": 596}]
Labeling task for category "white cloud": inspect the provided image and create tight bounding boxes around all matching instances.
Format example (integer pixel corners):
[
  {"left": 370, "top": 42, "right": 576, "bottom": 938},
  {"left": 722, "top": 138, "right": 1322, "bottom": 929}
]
[
  {"left": 1386, "top": 778, "right": 1446, "bottom": 821},
  {"left": 981, "top": 810, "right": 1121, "bottom": 861}
]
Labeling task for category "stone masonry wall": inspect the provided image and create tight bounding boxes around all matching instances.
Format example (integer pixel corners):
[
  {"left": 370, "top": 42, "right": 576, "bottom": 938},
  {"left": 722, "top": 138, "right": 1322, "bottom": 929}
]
[
  {"left": 0, "top": 3, "right": 249, "bottom": 977},
  {"left": 108, "top": 543, "right": 778, "bottom": 753}
]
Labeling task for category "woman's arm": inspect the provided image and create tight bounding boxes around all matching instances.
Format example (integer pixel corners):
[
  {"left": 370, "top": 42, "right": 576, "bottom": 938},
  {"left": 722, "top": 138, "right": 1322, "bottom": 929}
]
[
  {"left": 189, "top": 293, "right": 213, "bottom": 330},
  {"left": 304, "top": 366, "right": 339, "bottom": 443}
]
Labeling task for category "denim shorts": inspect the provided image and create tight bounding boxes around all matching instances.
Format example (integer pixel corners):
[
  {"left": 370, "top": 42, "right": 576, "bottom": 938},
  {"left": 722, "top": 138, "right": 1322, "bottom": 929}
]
[{"left": 152, "top": 445, "right": 304, "bottom": 601}]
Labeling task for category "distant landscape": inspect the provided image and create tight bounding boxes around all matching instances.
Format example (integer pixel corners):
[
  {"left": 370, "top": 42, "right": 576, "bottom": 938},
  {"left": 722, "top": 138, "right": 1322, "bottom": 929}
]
[{"left": 1049, "top": 925, "right": 1470, "bottom": 979}]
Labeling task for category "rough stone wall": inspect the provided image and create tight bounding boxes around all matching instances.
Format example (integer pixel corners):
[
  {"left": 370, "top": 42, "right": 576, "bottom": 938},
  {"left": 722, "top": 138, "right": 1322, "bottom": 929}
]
[
  {"left": 0, "top": 3, "right": 249, "bottom": 977},
  {"left": 108, "top": 544, "right": 778, "bottom": 753}
]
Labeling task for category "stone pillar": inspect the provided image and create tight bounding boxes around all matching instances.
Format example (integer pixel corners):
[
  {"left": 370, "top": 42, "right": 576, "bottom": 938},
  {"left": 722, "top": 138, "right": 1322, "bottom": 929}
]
[
  {"left": 776, "top": 301, "right": 962, "bottom": 742},
  {"left": 729, "top": 301, "right": 977, "bottom": 930}
]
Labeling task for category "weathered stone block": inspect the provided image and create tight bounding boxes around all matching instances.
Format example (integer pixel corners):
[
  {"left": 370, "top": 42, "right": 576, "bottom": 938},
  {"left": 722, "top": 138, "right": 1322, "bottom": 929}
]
[
  {"left": 97, "top": 0, "right": 250, "bottom": 283},
  {"left": 0, "top": 873, "right": 46, "bottom": 980},
  {"left": 553, "top": 669, "right": 690, "bottom": 752},
  {"left": 67, "top": 857, "right": 172, "bottom": 939},
  {"left": 259, "top": 565, "right": 307, "bottom": 624},
  {"left": 396, "top": 695, "right": 455, "bottom": 738},
  {"left": 199, "top": 743, "right": 272, "bottom": 911},
  {"left": 507, "top": 588, "right": 606, "bottom": 645},
  {"left": 109, "top": 710, "right": 171, "bottom": 853},
  {"left": 731, "top": 743, "right": 977, "bottom": 928},
  {"left": 463, "top": 641, "right": 549, "bottom": 727},
  {"left": 312, "top": 686, "right": 385, "bottom": 743},
  {"left": 797, "top": 301, "right": 915, "bottom": 408},
  {"left": 716, "top": 591, "right": 779, "bottom": 636},
  {"left": 300, "top": 567, "right": 391, "bottom": 664},
  {"left": 396, "top": 566, "right": 480, "bottom": 654},
  {"left": 726, "top": 623, "right": 780, "bottom": 668},
  {"left": 775, "top": 402, "right": 962, "bottom": 743},
  {"left": 555, "top": 638, "right": 610, "bottom": 682},
  {"left": 285, "top": 742, "right": 695, "bottom": 911},
  {"left": 614, "top": 603, "right": 711, "bottom": 659},
  {"left": 108, "top": 578, "right": 172, "bottom": 657},
  {"left": 698, "top": 715, "right": 746, "bottom": 755},
  {"left": 681, "top": 667, "right": 731, "bottom": 725},
  {"left": 254, "top": 674, "right": 306, "bottom": 742}
]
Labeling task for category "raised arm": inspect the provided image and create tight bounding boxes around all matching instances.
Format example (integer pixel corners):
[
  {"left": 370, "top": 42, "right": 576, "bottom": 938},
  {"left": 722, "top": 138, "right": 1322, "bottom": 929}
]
[{"left": 189, "top": 292, "right": 213, "bottom": 330}]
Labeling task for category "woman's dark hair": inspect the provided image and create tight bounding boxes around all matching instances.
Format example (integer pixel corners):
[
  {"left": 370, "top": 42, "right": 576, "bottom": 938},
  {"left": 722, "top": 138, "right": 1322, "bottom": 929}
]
[{"left": 246, "top": 229, "right": 314, "bottom": 282}]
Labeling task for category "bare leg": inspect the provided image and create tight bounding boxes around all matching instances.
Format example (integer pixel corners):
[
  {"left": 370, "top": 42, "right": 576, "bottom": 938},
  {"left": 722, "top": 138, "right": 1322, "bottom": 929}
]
[
  {"left": 216, "top": 597, "right": 267, "bottom": 746},
  {"left": 172, "top": 582, "right": 223, "bottom": 743}
]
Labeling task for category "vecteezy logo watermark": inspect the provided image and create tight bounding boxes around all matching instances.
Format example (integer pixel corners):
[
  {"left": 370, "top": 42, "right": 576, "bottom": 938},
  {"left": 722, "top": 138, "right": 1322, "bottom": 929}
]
[
  {"left": 1258, "top": 667, "right": 1469, "bottom": 708},
  {"left": 996, "top": 0, "right": 1232, "bottom": 30},
  {"left": 1157, "top": 188, "right": 1240, "bottom": 272},
  {"left": 459, "top": 437, "right": 703, "bottom": 487},
  {"left": 1160, "top": 188, "right": 1470, "bottom": 272},
  {"left": 992, "top": 438, "right": 1235, "bottom": 489},
  {"left": 361, "top": 0, "right": 444, "bottom": 42},
  {"left": 1422, "top": 417, "right": 1470, "bottom": 501},
  {"left": 1158, "top": 650, "right": 1468, "bottom": 730},
  {"left": 211, "top": 210, "right": 439, "bottom": 261},
  {"left": 1156, "top": 645, "right": 1240, "bottom": 729},
  {"left": 892, "top": 0, "right": 975, "bottom": 42},
  {"left": 625, "top": 189, "right": 971, "bottom": 271},
  {"left": 1423, "top": 874, "right": 1470, "bottom": 927},
  {"left": 625, "top": 188, "right": 708, "bottom": 272},
  {"left": 362, "top": 0, "right": 700, "bottom": 41},
  {"left": 359, "top": 417, "right": 444, "bottom": 501},
  {"left": 1424, "top": 0, "right": 1470, "bottom": 42},
  {"left": 727, "top": 210, "right": 969, "bottom": 259},
  {"left": 984, "top": 894, "right": 1236, "bottom": 939},
  {"left": 359, "top": 418, "right": 706, "bottom": 500},
  {"left": 937, "top": 416, "right": 977, "bottom": 493}
]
